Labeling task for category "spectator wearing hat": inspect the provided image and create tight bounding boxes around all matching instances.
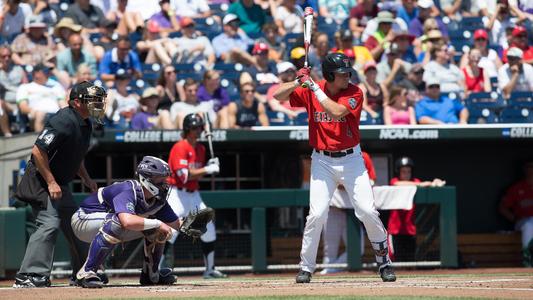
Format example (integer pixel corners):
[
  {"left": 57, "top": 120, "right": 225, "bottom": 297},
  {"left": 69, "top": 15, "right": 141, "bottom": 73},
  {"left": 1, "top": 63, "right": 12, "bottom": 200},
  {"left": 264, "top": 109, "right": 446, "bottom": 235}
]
[
  {"left": 57, "top": 33, "right": 97, "bottom": 87},
  {"left": 149, "top": 0, "right": 180, "bottom": 35},
  {"left": 364, "top": 11, "right": 397, "bottom": 61},
  {"left": 53, "top": 17, "right": 85, "bottom": 52},
  {"left": 267, "top": 62, "right": 307, "bottom": 121},
  {"left": 397, "top": 63, "right": 426, "bottom": 102},
  {"left": 105, "top": 69, "right": 140, "bottom": 129},
  {"left": 106, "top": 0, "right": 145, "bottom": 36},
  {"left": 240, "top": 42, "right": 279, "bottom": 95},
  {"left": 460, "top": 29, "right": 502, "bottom": 78},
  {"left": 348, "top": 0, "right": 378, "bottom": 40},
  {"left": 65, "top": 0, "right": 107, "bottom": 33},
  {"left": 197, "top": 70, "right": 230, "bottom": 128},
  {"left": 11, "top": 15, "right": 56, "bottom": 66},
  {"left": 413, "top": 18, "right": 441, "bottom": 58},
  {"left": 16, "top": 64, "right": 66, "bottom": 132},
  {"left": 136, "top": 20, "right": 177, "bottom": 65},
  {"left": 257, "top": 23, "right": 286, "bottom": 62},
  {"left": 359, "top": 61, "right": 388, "bottom": 119},
  {"left": 0, "top": 0, "right": 26, "bottom": 42},
  {"left": 170, "top": 78, "right": 216, "bottom": 129},
  {"left": 228, "top": 81, "right": 269, "bottom": 128},
  {"left": 332, "top": 29, "right": 374, "bottom": 72},
  {"left": 273, "top": 0, "right": 304, "bottom": 36},
  {"left": 131, "top": 87, "right": 173, "bottom": 130},
  {"left": 423, "top": 44, "right": 465, "bottom": 93},
  {"left": 415, "top": 78, "right": 468, "bottom": 124},
  {"left": 498, "top": 47, "right": 533, "bottom": 98},
  {"left": 212, "top": 14, "right": 254, "bottom": 65},
  {"left": 360, "top": 2, "right": 408, "bottom": 43},
  {"left": 171, "top": 17, "right": 215, "bottom": 68},
  {"left": 408, "top": 0, "right": 448, "bottom": 39},
  {"left": 462, "top": 48, "right": 491, "bottom": 95},
  {"left": 228, "top": 0, "right": 266, "bottom": 36},
  {"left": 503, "top": 26, "right": 533, "bottom": 64},
  {"left": 392, "top": 31, "right": 417, "bottom": 64},
  {"left": 92, "top": 19, "right": 119, "bottom": 62},
  {"left": 377, "top": 43, "right": 413, "bottom": 88},
  {"left": 98, "top": 36, "right": 142, "bottom": 85},
  {"left": 318, "top": 0, "right": 356, "bottom": 25}
]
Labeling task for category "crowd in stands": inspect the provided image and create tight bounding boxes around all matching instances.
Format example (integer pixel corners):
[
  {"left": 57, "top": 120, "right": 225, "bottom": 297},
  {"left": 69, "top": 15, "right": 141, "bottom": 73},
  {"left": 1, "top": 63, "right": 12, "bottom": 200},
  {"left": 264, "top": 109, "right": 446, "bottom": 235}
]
[{"left": 0, "top": 0, "right": 532, "bottom": 137}]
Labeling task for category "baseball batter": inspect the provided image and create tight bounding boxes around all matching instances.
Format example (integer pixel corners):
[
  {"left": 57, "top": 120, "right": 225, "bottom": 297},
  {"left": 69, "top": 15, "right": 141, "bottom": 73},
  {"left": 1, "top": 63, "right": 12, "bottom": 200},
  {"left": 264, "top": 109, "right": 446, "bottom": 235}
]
[
  {"left": 166, "top": 113, "right": 227, "bottom": 279},
  {"left": 273, "top": 52, "right": 396, "bottom": 283}
]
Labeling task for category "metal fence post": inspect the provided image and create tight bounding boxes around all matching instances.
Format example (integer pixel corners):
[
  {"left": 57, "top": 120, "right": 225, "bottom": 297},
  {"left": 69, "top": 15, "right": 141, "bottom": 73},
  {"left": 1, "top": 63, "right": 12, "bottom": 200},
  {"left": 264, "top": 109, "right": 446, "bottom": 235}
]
[{"left": 251, "top": 207, "right": 267, "bottom": 272}]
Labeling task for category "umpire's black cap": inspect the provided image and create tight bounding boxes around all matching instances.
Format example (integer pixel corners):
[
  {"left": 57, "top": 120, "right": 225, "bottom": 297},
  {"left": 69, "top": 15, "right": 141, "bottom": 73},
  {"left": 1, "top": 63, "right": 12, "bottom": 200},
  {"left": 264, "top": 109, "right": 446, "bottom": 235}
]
[{"left": 69, "top": 81, "right": 93, "bottom": 102}]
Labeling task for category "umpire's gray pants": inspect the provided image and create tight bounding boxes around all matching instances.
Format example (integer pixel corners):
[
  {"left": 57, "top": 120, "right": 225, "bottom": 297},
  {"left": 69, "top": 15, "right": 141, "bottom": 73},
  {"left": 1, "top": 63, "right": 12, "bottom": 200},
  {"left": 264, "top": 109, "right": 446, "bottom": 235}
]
[{"left": 18, "top": 190, "right": 88, "bottom": 278}]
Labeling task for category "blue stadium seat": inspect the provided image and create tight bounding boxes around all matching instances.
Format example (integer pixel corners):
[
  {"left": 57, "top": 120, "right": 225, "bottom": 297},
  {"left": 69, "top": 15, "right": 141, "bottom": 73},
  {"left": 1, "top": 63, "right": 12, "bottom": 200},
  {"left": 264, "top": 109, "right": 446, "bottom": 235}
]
[
  {"left": 468, "top": 107, "right": 499, "bottom": 124},
  {"left": 294, "top": 112, "right": 309, "bottom": 125},
  {"left": 283, "top": 33, "right": 301, "bottom": 49},
  {"left": 89, "top": 32, "right": 102, "bottom": 44},
  {"left": 359, "top": 110, "right": 383, "bottom": 125},
  {"left": 141, "top": 63, "right": 161, "bottom": 85},
  {"left": 508, "top": 91, "right": 533, "bottom": 108},
  {"left": 500, "top": 107, "right": 533, "bottom": 123},
  {"left": 220, "top": 79, "right": 240, "bottom": 101},
  {"left": 176, "top": 72, "right": 202, "bottom": 81},
  {"left": 465, "top": 92, "right": 507, "bottom": 110},
  {"left": 458, "top": 17, "right": 484, "bottom": 31},
  {"left": 194, "top": 17, "right": 222, "bottom": 40},
  {"left": 489, "top": 77, "right": 499, "bottom": 91},
  {"left": 210, "top": 3, "right": 229, "bottom": 17},
  {"left": 317, "top": 17, "right": 339, "bottom": 37},
  {"left": 441, "top": 91, "right": 465, "bottom": 102},
  {"left": 167, "top": 31, "right": 182, "bottom": 39},
  {"left": 267, "top": 110, "right": 291, "bottom": 126}
]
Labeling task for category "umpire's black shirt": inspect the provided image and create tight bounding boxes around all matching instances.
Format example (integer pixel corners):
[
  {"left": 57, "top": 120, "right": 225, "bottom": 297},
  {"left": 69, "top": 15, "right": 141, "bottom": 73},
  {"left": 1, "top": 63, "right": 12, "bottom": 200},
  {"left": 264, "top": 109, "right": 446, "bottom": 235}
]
[{"left": 33, "top": 106, "right": 92, "bottom": 185}]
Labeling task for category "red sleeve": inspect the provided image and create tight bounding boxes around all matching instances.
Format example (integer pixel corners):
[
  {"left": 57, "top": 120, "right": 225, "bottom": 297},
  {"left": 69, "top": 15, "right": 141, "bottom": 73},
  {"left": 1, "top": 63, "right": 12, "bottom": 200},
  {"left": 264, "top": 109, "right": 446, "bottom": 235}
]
[
  {"left": 502, "top": 184, "right": 519, "bottom": 209},
  {"left": 364, "top": 36, "right": 378, "bottom": 51},
  {"left": 338, "top": 85, "right": 364, "bottom": 117},
  {"left": 289, "top": 86, "right": 307, "bottom": 108},
  {"left": 390, "top": 177, "right": 399, "bottom": 185},
  {"left": 197, "top": 144, "right": 207, "bottom": 167},
  {"left": 362, "top": 152, "right": 377, "bottom": 181},
  {"left": 502, "top": 48, "right": 508, "bottom": 63},
  {"left": 169, "top": 143, "right": 190, "bottom": 174}
]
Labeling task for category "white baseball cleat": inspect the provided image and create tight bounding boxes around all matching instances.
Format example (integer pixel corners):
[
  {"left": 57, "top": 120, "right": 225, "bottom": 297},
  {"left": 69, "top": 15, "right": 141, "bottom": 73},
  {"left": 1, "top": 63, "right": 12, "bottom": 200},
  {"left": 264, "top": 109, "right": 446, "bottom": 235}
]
[{"left": 203, "top": 269, "right": 227, "bottom": 279}]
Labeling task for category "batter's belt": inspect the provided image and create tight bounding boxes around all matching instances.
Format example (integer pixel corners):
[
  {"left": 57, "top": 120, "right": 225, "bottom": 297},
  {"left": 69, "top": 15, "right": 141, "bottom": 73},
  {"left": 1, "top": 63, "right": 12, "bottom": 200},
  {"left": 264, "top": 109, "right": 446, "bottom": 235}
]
[{"left": 314, "top": 148, "right": 354, "bottom": 158}]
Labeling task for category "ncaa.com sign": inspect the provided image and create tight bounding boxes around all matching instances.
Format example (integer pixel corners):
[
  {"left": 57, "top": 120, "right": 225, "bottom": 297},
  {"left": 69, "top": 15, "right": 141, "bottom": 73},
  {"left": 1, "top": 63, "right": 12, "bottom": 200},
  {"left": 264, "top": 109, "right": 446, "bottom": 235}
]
[{"left": 379, "top": 129, "right": 439, "bottom": 140}]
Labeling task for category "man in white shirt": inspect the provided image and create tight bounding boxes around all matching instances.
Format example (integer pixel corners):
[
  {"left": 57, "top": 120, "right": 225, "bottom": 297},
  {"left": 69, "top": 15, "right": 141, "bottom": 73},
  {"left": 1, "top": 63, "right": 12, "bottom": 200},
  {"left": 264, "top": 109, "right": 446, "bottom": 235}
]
[
  {"left": 172, "top": 17, "right": 215, "bottom": 68},
  {"left": 498, "top": 47, "right": 533, "bottom": 98},
  {"left": 16, "top": 64, "right": 66, "bottom": 132},
  {"left": 171, "top": 0, "right": 211, "bottom": 18},
  {"left": 170, "top": 79, "right": 216, "bottom": 129}
]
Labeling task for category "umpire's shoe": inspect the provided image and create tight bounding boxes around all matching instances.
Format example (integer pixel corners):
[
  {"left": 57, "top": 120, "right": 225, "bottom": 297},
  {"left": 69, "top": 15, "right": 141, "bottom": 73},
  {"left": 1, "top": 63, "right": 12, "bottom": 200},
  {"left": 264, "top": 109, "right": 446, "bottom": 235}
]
[
  {"left": 203, "top": 269, "right": 228, "bottom": 279},
  {"left": 140, "top": 268, "right": 176, "bottom": 285},
  {"left": 13, "top": 273, "right": 51, "bottom": 288},
  {"left": 379, "top": 265, "right": 397, "bottom": 282},
  {"left": 295, "top": 270, "right": 312, "bottom": 283},
  {"left": 76, "top": 271, "right": 104, "bottom": 288}
]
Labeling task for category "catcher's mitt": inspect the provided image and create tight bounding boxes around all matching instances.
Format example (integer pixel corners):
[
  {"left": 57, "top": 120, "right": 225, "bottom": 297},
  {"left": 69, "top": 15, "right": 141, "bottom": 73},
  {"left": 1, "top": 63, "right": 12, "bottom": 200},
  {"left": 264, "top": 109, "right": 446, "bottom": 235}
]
[{"left": 180, "top": 207, "right": 215, "bottom": 238}]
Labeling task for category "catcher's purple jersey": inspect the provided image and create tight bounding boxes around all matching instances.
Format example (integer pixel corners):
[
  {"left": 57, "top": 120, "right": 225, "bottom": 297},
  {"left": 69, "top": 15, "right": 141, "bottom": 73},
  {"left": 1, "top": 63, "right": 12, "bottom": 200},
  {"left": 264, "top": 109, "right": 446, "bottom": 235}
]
[{"left": 80, "top": 180, "right": 178, "bottom": 223}]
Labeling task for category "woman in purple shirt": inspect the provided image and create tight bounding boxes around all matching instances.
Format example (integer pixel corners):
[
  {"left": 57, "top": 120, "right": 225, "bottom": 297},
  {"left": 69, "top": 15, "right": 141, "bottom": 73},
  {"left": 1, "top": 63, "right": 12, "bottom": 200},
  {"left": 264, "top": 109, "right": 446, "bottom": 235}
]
[{"left": 197, "top": 70, "right": 230, "bottom": 128}]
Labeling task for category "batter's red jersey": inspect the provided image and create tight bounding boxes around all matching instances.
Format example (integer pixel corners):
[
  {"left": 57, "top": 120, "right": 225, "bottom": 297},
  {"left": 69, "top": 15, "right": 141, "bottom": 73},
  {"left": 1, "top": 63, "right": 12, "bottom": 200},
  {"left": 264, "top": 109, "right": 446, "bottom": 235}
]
[
  {"left": 289, "top": 80, "right": 363, "bottom": 151},
  {"left": 501, "top": 180, "right": 533, "bottom": 219},
  {"left": 167, "top": 139, "right": 206, "bottom": 191},
  {"left": 387, "top": 177, "right": 421, "bottom": 236}
]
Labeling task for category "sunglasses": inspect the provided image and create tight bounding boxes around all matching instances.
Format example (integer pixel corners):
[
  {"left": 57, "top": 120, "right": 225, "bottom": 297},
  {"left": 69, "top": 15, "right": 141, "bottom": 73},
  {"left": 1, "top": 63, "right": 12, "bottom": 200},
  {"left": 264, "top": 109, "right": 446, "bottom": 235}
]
[
  {"left": 428, "top": 84, "right": 440, "bottom": 89},
  {"left": 165, "top": 70, "right": 176, "bottom": 75},
  {"left": 243, "top": 89, "right": 255, "bottom": 93}
]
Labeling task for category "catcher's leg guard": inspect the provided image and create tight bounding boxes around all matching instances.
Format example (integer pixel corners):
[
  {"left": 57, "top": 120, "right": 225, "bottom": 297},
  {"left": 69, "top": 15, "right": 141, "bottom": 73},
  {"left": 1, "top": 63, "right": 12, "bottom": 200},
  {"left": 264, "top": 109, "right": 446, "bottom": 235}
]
[{"left": 141, "top": 231, "right": 175, "bottom": 285}]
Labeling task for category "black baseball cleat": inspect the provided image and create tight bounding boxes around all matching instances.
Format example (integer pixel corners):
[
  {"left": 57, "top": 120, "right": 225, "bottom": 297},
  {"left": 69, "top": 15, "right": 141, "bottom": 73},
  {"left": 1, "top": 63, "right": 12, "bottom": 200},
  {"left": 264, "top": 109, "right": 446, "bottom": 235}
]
[
  {"left": 140, "top": 268, "right": 177, "bottom": 286},
  {"left": 13, "top": 273, "right": 51, "bottom": 288},
  {"left": 379, "top": 265, "right": 397, "bottom": 282},
  {"left": 295, "top": 270, "right": 312, "bottom": 283},
  {"left": 76, "top": 276, "right": 104, "bottom": 289}
]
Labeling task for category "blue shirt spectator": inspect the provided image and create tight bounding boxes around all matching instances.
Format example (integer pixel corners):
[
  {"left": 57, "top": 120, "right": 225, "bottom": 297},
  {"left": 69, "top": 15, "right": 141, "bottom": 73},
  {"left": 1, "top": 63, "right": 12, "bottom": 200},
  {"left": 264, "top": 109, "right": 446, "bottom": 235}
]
[
  {"left": 408, "top": 0, "right": 448, "bottom": 38},
  {"left": 396, "top": 3, "right": 418, "bottom": 26},
  {"left": 98, "top": 37, "right": 142, "bottom": 83},
  {"left": 415, "top": 79, "right": 468, "bottom": 124},
  {"left": 227, "top": 0, "right": 266, "bottom": 36},
  {"left": 212, "top": 14, "right": 253, "bottom": 62}
]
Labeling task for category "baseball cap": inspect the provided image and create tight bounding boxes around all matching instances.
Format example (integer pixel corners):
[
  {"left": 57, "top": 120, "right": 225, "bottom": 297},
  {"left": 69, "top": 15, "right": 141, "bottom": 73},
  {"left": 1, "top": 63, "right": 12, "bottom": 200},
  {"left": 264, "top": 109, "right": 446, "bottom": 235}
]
[
  {"left": 147, "top": 20, "right": 160, "bottom": 33},
  {"left": 32, "top": 63, "right": 50, "bottom": 74},
  {"left": 342, "top": 48, "right": 355, "bottom": 59},
  {"left": 394, "top": 30, "right": 415, "bottom": 43},
  {"left": 141, "top": 87, "right": 159, "bottom": 99},
  {"left": 180, "top": 17, "right": 195, "bottom": 28},
  {"left": 70, "top": 81, "right": 94, "bottom": 101},
  {"left": 339, "top": 29, "right": 353, "bottom": 41},
  {"left": 290, "top": 47, "right": 306, "bottom": 60},
  {"left": 223, "top": 14, "right": 239, "bottom": 25},
  {"left": 507, "top": 47, "right": 523, "bottom": 59},
  {"left": 425, "top": 77, "right": 441, "bottom": 87},
  {"left": 425, "top": 29, "right": 443, "bottom": 41},
  {"left": 276, "top": 62, "right": 296, "bottom": 74},
  {"left": 27, "top": 15, "right": 47, "bottom": 28},
  {"left": 512, "top": 26, "right": 527, "bottom": 36},
  {"left": 252, "top": 42, "right": 269, "bottom": 55},
  {"left": 473, "top": 29, "right": 488, "bottom": 40},
  {"left": 376, "top": 11, "right": 395, "bottom": 24},
  {"left": 363, "top": 61, "right": 377, "bottom": 73},
  {"left": 54, "top": 17, "right": 82, "bottom": 36},
  {"left": 417, "top": 0, "right": 435, "bottom": 9}
]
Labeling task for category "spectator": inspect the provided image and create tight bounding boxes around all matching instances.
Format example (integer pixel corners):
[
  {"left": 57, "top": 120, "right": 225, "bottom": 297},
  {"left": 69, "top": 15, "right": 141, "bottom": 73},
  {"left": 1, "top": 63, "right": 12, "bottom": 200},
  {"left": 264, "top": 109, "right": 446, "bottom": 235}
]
[
  {"left": 0, "top": 0, "right": 26, "bottom": 42},
  {"left": 498, "top": 47, "right": 533, "bottom": 98},
  {"left": 228, "top": 82, "right": 269, "bottom": 128},
  {"left": 53, "top": 17, "right": 83, "bottom": 52},
  {"left": 289, "top": 46, "right": 306, "bottom": 69},
  {"left": 11, "top": 15, "right": 56, "bottom": 66},
  {"left": 415, "top": 78, "right": 469, "bottom": 124},
  {"left": 377, "top": 43, "right": 413, "bottom": 88},
  {"left": 361, "top": 3, "right": 408, "bottom": 43},
  {"left": 396, "top": 0, "right": 419, "bottom": 26},
  {"left": 318, "top": 0, "right": 356, "bottom": 24},
  {"left": 171, "top": 0, "right": 211, "bottom": 18},
  {"left": 307, "top": 32, "right": 329, "bottom": 80},
  {"left": 107, "top": 0, "right": 145, "bottom": 36},
  {"left": 16, "top": 64, "right": 66, "bottom": 132},
  {"left": 266, "top": 62, "right": 307, "bottom": 121},
  {"left": 388, "top": 156, "right": 445, "bottom": 261},
  {"left": 484, "top": 0, "right": 515, "bottom": 50},
  {"left": 171, "top": 17, "right": 215, "bottom": 68},
  {"left": 227, "top": 0, "right": 266, "bottom": 36},
  {"left": 98, "top": 37, "right": 142, "bottom": 84},
  {"left": 503, "top": 26, "right": 533, "bottom": 64},
  {"left": 149, "top": 0, "right": 180, "bottom": 36},
  {"left": 0, "top": 84, "right": 11, "bottom": 137},
  {"left": 197, "top": 70, "right": 230, "bottom": 129},
  {"left": 114, "top": 0, "right": 161, "bottom": 20},
  {"left": 0, "top": 45, "right": 27, "bottom": 125},
  {"left": 257, "top": 23, "right": 286, "bottom": 62},
  {"left": 92, "top": 19, "right": 118, "bottom": 62},
  {"left": 273, "top": 0, "right": 304, "bottom": 36},
  {"left": 499, "top": 160, "right": 533, "bottom": 267},
  {"left": 65, "top": 0, "right": 107, "bottom": 33},
  {"left": 509, "top": 0, "right": 533, "bottom": 22},
  {"left": 393, "top": 31, "right": 417, "bottom": 64},
  {"left": 413, "top": 19, "right": 441, "bottom": 59},
  {"left": 460, "top": 29, "right": 502, "bottom": 78},
  {"left": 105, "top": 70, "right": 139, "bottom": 129},
  {"left": 398, "top": 63, "right": 425, "bottom": 102},
  {"left": 30, "top": 0, "right": 58, "bottom": 27},
  {"left": 73, "top": 63, "right": 93, "bottom": 85},
  {"left": 170, "top": 78, "right": 216, "bottom": 129},
  {"left": 359, "top": 62, "right": 388, "bottom": 119},
  {"left": 348, "top": 0, "right": 379, "bottom": 40},
  {"left": 156, "top": 64, "right": 183, "bottom": 111},
  {"left": 240, "top": 42, "right": 279, "bottom": 95},
  {"left": 462, "top": 49, "right": 491, "bottom": 95},
  {"left": 333, "top": 29, "right": 374, "bottom": 73},
  {"left": 423, "top": 44, "right": 465, "bottom": 93},
  {"left": 384, "top": 87, "right": 416, "bottom": 125},
  {"left": 57, "top": 33, "right": 98, "bottom": 87},
  {"left": 408, "top": 0, "right": 448, "bottom": 39},
  {"left": 130, "top": 87, "right": 173, "bottom": 129},
  {"left": 364, "top": 11, "right": 396, "bottom": 61},
  {"left": 440, "top": 0, "right": 476, "bottom": 20},
  {"left": 212, "top": 14, "right": 254, "bottom": 65},
  {"left": 136, "top": 20, "right": 176, "bottom": 65}
]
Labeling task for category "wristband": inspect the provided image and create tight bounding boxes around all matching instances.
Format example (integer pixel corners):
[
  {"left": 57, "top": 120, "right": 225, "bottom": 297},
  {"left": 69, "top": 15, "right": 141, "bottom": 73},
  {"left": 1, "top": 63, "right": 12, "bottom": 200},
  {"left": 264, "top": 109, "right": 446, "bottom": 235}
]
[
  {"left": 143, "top": 218, "right": 162, "bottom": 230},
  {"left": 313, "top": 88, "right": 328, "bottom": 103}
]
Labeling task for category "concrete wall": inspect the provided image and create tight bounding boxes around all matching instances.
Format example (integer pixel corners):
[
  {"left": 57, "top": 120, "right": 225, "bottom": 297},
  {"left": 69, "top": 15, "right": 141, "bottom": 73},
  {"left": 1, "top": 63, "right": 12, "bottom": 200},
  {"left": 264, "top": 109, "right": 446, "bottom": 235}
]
[{"left": 0, "top": 134, "right": 37, "bottom": 207}]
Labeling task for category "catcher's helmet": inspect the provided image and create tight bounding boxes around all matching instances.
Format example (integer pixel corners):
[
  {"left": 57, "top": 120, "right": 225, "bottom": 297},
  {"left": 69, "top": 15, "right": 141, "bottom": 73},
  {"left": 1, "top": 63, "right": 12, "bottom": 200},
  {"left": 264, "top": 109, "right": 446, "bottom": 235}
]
[
  {"left": 137, "top": 156, "right": 171, "bottom": 202},
  {"left": 322, "top": 52, "right": 353, "bottom": 82},
  {"left": 395, "top": 156, "right": 414, "bottom": 173},
  {"left": 70, "top": 81, "right": 107, "bottom": 124},
  {"left": 183, "top": 113, "right": 205, "bottom": 133}
]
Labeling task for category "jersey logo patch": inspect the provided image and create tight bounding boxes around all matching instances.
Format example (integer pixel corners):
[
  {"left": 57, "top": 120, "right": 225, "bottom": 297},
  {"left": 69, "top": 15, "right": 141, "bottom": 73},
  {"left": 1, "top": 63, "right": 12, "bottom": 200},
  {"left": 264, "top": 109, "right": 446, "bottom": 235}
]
[
  {"left": 179, "top": 159, "right": 188, "bottom": 165},
  {"left": 41, "top": 133, "right": 55, "bottom": 145},
  {"left": 348, "top": 98, "right": 356, "bottom": 109},
  {"left": 126, "top": 202, "right": 135, "bottom": 212}
]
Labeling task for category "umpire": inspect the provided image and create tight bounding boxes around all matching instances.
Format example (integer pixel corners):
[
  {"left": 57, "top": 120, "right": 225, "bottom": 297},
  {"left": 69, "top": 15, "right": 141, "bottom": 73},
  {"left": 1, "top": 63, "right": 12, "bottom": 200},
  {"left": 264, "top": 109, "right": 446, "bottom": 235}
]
[{"left": 13, "top": 81, "right": 107, "bottom": 288}]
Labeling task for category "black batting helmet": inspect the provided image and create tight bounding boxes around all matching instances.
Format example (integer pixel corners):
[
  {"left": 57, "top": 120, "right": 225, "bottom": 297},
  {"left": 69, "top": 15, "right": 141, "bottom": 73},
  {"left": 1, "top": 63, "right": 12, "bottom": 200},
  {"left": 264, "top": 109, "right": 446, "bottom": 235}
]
[
  {"left": 183, "top": 113, "right": 205, "bottom": 133},
  {"left": 395, "top": 156, "right": 414, "bottom": 173},
  {"left": 322, "top": 52, "right": 353, "bottom": 81}
]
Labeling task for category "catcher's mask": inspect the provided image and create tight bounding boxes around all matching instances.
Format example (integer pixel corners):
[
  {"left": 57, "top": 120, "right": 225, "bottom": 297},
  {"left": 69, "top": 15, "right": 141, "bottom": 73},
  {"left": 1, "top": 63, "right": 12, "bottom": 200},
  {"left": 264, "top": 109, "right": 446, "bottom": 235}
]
[
  {"left": 137, "top": 156, "right": 171, "bottom": 202},
  {"left": 70, "top": 81, "right": 107, "bottom": 124}
]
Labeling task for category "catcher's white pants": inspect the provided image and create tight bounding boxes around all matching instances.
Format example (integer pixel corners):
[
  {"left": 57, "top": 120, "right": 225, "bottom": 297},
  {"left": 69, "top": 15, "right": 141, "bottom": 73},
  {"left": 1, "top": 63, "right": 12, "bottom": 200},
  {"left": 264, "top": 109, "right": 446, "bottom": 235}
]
[
  {"left": 71, "top": 209, "right": 143, "bottom": 243},
  {"left": 167, "top": 186, "right": 216, "bottom": 243},
  {"left": 299, "top": 144, "right": 388, "bottom": 273}
]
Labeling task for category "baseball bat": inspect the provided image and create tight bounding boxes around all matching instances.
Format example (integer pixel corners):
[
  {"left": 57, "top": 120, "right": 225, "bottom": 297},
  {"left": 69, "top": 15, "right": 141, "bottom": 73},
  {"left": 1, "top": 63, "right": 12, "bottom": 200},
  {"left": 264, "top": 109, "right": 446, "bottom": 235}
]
[
  {"left": 204, "top": 112, "right": 215, "bottom": 159},
  {"left": 303, "top": 7, "right": 314, "bottom": 69}
]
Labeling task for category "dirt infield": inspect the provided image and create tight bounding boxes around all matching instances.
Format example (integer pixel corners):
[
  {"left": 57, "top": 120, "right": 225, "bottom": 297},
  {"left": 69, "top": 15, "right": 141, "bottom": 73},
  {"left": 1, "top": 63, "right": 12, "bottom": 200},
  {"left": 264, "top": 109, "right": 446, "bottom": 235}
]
[{"left": 1, "top": 268, "right": 532, "bottom": 299}]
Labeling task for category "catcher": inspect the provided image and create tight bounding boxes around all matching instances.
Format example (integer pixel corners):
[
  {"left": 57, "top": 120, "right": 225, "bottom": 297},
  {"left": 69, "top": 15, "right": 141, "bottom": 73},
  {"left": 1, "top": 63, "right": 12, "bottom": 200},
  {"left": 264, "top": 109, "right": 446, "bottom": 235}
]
[{"left": 71, "top": 156, "right": 214, "bottom": 288}]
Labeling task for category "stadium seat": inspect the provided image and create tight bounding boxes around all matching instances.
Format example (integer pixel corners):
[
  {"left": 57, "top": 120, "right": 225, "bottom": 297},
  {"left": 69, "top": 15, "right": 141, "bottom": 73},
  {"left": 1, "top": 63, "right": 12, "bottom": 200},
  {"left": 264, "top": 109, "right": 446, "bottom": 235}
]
[
  {"left": 220, "top": 79, "right": 240, "bottom": 101},
  {"left": 141, "top": 63, "right": 161, "bottom": 85},
  {"left": 508, "top": 91, "right": 533, "bottom": 108},
  {"left": 176, "top": 72, "right": 202, "bottom": 81},
  {"left": 465, "top": 92, "right": 507, "bottom": 110},
  {"left": 267, "top": 110, "right": 291, "bottom": 126},
  {"left": 359, "top": 110, "right": 383, "bottom": 125},
  {"left": 194, "top": 17, "right": 222, "bottom": 40},
  {"left": 210, "top": 3, "right": 229, "bottom": 17},
  {"left": 294, "top": 112, "right": 309, "bottom": 125},
  {"left": 441, "top": 91, "right": 465, "bottom": 102},
  {"left": 499, "top": 107, "right": 533, "bottom": 123},
  {"left": 457, "top": 17, "right": 484, "bottom": 31},
  {"left": 167, "top": 31, "right": 182, "bottom": 39},
  {"left": 89, "top": 32, "right": 101, "bottom": 44},
  {"left": 468, "top": 107, "right": 499, "bottom": 124},
  {"left": 489, "top": 77, "right": 499, "bottom": 91},
  {"left": 283, "top": 33, "right": 301, "bottom": 49}
]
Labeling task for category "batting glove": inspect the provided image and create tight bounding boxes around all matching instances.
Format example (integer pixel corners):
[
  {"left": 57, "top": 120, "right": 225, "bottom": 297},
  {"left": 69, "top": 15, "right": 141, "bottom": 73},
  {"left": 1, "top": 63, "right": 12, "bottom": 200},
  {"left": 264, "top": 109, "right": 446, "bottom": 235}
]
[
  {"left": 204, "top": 163, "right": 220, "bottom": 175},
  {"left": 207, "top": 157, "right": 219, "bottom": 166},
  {"left": 296, "top": 67, "right": 311, "bottom": 86}
]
